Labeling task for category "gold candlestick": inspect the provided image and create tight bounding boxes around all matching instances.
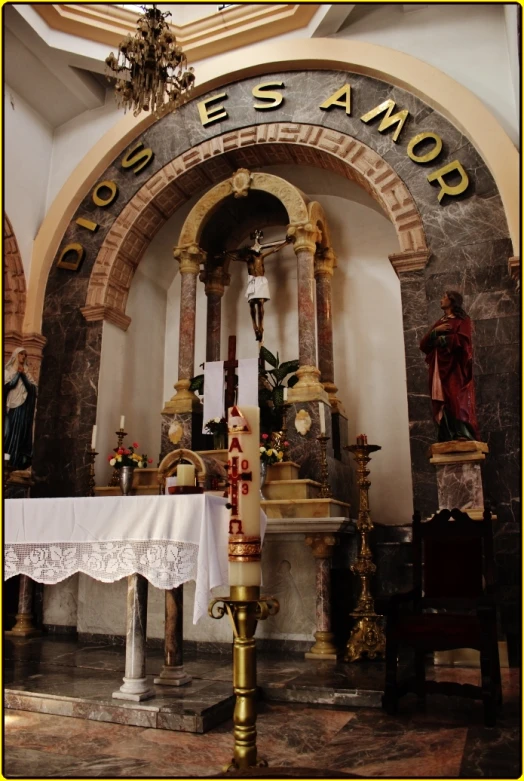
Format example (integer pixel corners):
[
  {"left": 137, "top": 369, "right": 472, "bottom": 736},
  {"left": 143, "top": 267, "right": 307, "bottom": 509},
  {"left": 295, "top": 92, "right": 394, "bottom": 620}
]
[
  {"left": 209, "top": 586, "right": 279, "bottom": 770},
  {"left": 317, "top": 435, "right": 332, "bottom": 498},
  {"left": 343, "top": 439, "right": 385, "bottom": 662},
  {"left": 108, "top": 429, "right": 127, "bottom": 486},
  {"left": 280, "top": 403, "right": 291, "bottom": 461},
  {"left": 86, "top": 447, "right": 98, "bottom": 497}
]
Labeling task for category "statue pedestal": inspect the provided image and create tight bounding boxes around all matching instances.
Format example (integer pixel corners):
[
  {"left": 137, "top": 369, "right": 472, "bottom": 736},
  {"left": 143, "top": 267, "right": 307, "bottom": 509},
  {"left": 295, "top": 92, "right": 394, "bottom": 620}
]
[{"left": 428, "top": 440, "right": 489, "bottom": 518}]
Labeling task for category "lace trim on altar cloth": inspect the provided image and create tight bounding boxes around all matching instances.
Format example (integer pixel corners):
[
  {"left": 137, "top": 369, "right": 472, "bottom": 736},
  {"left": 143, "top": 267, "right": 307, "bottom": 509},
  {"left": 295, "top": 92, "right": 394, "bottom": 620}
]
[{"left": 4, "top": 540, "right": 199, "bottom": 589}]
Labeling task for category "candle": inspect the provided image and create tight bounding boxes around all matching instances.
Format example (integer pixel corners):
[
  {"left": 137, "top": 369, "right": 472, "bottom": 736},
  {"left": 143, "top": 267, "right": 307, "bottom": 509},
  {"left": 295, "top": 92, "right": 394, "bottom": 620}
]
[
  {"left": 120, "top": 415, "right": 125, "bottom": 430},
  {"left": 177, "top": 464, "right": 195, "bottom": 486},
  {"left": 4, "top": 454, "right": 10, "bottom": 461},
  {"left": 356, "top": 434, "right": 368, "bottom": 446},
  {"left": 319, "top": 402, "right": 326, "bottom": 435},
  {"left": 283, "top": 387, "right": 288, "bottom": 402},
  {"left": 227, "top": 405, "right": 261, "bottom": 587},
  {"left": 91, "top": 425, "right": 97, "bottom": 450}
]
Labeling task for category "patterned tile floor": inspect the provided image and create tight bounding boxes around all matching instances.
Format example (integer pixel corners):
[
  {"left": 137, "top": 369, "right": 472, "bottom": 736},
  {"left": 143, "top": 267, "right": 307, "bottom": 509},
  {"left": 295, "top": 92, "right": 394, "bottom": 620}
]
[{"left": 3, "top": 638, "right": 521, "bottom": 779}]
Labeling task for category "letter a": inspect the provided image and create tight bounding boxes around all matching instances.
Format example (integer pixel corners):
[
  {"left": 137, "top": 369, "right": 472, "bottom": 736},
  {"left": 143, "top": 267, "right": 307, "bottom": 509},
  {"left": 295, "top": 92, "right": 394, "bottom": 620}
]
[{"left": 319, "top": 84, "right": 351, "bottom": 115}]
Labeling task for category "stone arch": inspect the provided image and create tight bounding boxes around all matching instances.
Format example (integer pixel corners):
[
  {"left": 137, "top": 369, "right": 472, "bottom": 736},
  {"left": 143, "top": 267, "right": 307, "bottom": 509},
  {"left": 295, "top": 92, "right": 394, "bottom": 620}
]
[
  {"left": 157, "top": 448, "right": 206, "bottom": 492},
  {"left": 83, "top": 125, "right": 427, "bottom": 328},
  {"left": 3, "top": 215, "right": 26, "bottom": 360},
  {"left": 178, "top": 169, "right": 310, "bottom": 249}
]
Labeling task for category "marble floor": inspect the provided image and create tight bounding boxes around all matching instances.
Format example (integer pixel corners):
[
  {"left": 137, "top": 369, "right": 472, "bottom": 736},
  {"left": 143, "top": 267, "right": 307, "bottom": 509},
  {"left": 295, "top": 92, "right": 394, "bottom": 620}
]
[{"left": 4, "top": 637, "right": 521, "bottom": 779}]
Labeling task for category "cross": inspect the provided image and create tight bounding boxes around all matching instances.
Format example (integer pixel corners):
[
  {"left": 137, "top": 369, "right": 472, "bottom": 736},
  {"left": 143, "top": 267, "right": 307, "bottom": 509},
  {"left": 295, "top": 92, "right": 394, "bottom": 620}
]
[
  {"left": 224, "top": 335, "right": 238, "bottom": 411},
  {"left": 227, "top": 452, "right": 253, "bottom": 534}
]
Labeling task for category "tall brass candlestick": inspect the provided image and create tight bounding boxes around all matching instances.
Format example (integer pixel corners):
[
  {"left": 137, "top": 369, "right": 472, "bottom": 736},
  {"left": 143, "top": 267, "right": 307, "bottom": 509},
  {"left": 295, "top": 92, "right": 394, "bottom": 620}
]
[
  {"left": 343, "top": 439, "right": 385, "bottom": 662},
  {"left": 108, "top": 429, "right": 127, "bottom": 486},
  {"left": 280, "top": 403, "right": 291, "bottom": 461},
  {"left": 317, "top": 435, "right": 332, "bottom": 498},
  {"left": 86, "top": 447, "right": 98, "bottom": 497},
  {"left": 209, "top": 586, "right": 279, "bottom": 770}
]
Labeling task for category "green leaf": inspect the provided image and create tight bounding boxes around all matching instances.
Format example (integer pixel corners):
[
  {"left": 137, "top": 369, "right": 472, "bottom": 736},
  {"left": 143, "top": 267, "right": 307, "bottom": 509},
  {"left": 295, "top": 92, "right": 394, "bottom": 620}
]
[
  {"left": 189, "top": 374, "right": 204, "bottom": 392},
  {"left": 272, "top": 366, "right": 289, "bottom": 383},
  {"left": 287, "top": 373, "right": 299, "bottom": 388},
  {"left": 272, "top": 386, "right": 284, "bottom": 408},
  {"left": 279, "top": 360, "right": 300, "bottom": 375},
  {"left": 260, "top": 346, "right": 278, "bottom": 367}
]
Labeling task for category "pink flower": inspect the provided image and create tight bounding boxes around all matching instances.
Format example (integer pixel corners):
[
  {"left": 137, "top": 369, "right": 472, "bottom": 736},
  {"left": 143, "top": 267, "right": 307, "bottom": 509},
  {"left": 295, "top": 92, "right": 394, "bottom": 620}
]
[
  {"left": 107, "top": 455, "right": 113, "bottom": 462},
  {"left": 148, "top": 458, "right": 153, "bottom": 464},
  {"left": 284, "top": 441, "right": 289, "bottom": 447},
  {"left": 133, "top": 442, "right": 139, "bottom": 449},
  {"left": 123, "top": 448, "right": 130, "bottom": 455},
  {"left": 262, "top": 433, "right": 269, "bottom": 440}
]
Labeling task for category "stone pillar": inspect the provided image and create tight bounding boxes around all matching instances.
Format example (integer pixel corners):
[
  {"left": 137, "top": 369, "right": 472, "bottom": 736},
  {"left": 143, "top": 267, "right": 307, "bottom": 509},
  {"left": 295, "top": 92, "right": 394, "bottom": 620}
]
[
  {"left": 201, "top": 264, "right": 229, "bottom": 362},
  {"left": 287, "top": 223, "right": 327, "bottom": 403},
  {"left": 112, "top": 574, "right": 155, "bottom": 701},
  {"left": 304, "top": 533, "right": 338, "bottom": 659},
  {"left": 429, "top": 440, "right": 489, "bottom": 518},
  {"left": 6, "top": 575, "right": 41, "bottom": 637},
  {"left": 161, "top": 245, "right": 204, "bottom": 458},
  {"left": 154, "top": 586, "right": 191, "bottom": 687},
  {"left": 389, "top": 249, "right": 437, "bottom": 519}
]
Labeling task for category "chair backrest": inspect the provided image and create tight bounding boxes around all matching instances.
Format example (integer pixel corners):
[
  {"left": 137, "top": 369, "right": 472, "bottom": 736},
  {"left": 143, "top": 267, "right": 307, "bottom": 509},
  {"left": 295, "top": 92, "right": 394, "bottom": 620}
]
[{"left": 412, "top": 506, "right": 495, "bottom": 601}]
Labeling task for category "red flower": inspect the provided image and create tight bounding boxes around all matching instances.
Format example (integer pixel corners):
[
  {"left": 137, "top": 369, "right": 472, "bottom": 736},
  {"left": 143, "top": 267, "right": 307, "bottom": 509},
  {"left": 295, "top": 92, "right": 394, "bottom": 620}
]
[
  {"left": 283, "top": 441, "right": 289, "bottom": 447},
  {"left": 123, "top": 448, "right": 130, "bottom": 455},
  {"left": 133, "top": 442, "right": 139, "bottom": 449},
  {"left": 117, "top": 448, "right": 124, "bottom": 455},
  {"left": 261, "top": 433, "right": 269, "bottom": 440},
  {"left": 107, "top": 455, "right": 113, "bottom": 461},
  {"left": 148, "top": 458, "right": 153, "bottom": 464}
]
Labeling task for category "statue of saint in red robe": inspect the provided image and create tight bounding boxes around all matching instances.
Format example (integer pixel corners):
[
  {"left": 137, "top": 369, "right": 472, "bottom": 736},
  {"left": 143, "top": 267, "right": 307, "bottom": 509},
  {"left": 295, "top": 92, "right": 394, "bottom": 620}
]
[{"left": 419, "top": 291, "right": 479, "bottom": 442}]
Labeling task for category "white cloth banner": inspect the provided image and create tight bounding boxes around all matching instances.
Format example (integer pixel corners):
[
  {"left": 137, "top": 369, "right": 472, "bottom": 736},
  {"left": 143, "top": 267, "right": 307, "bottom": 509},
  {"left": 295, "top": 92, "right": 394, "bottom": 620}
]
[
  {"left": 203, "top": 360, "right": 224, "bottom": 433},
  {"left": 4, "top": 495, "right": 267, "bottom": 624},
  {"left": 237, "top": 358, "right": 259, "bottom": 408}
]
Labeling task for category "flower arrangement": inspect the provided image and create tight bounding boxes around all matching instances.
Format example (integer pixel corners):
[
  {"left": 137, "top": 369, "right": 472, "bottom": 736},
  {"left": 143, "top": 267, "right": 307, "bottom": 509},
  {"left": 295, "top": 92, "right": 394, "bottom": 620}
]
[
  {"left": 259, "top": 433, "right": 286, "bottom": 465},
  {"left": 204, "top": 417, "right": 227, "bottom": 436},
  {"left": 108, "top": 441, "right": 152, "bottom": 469}
]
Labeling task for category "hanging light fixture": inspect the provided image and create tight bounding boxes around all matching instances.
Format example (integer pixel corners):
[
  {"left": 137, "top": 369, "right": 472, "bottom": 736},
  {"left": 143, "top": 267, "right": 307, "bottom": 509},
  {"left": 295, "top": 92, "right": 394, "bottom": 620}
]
[{"left": 105, "top": 4, "right": 195, "bottom": 118}]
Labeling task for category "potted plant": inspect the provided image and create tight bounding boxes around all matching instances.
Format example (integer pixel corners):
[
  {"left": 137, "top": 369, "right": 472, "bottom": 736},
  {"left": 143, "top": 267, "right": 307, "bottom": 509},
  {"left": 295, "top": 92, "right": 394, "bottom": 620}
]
[
  {"left": 258, "top": 346, "right": 299, "bottom": 436},
  {"left": 107, "top": 441, "right": 152, "bottom": 495}
]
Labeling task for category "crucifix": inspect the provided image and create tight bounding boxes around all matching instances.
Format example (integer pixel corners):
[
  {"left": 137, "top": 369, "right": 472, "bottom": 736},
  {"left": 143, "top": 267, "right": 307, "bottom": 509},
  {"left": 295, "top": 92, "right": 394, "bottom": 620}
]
[
  {"left": 224, "top": 335, "right": 238, "bottom": 411},
  {"left": 220, "top": 229, "right": 291, "bottom": 343}
]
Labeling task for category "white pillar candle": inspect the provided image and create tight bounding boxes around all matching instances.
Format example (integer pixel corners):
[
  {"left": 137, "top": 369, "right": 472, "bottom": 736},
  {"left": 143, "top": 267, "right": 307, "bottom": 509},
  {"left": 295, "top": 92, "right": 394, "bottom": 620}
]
[
  {"left": 177, "top": 464, "right": 196, "bottom": 486},
  {"left": 120, "top": 415, "right": 125, "bottom": 430},
  {"left": 319, "top": 402, "right": 326, "bottom": 434},
  {"left": 227, "top": 405, "right": 261, "bottom": 587},
  {"left": 283, "top": 387, "right": 288, "bottom": 402},
  {"left": 4, "top": 454, "right": 10, "bottom": 461},
  {"left": 91, "top": 425, "right": 97, "bottom": 450}
]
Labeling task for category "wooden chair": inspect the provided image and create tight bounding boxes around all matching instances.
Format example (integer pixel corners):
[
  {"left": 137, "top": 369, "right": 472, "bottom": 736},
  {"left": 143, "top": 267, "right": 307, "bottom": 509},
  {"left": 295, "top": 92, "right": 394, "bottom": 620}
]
[{"left": 382, "top": 505, "right": 502, "bottom": 726}]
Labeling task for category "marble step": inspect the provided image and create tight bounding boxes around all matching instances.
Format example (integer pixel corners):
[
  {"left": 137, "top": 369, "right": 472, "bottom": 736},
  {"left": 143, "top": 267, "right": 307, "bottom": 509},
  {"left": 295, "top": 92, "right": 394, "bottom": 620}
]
[
  {"left": 263, "top": 479, "right": 322, "bottom": 500},
  {"left": 261, "top": 497, "right": 350, "bottom": 519},
  {"left": 268, "top": 461, "right": 301, "bottom": 481}
]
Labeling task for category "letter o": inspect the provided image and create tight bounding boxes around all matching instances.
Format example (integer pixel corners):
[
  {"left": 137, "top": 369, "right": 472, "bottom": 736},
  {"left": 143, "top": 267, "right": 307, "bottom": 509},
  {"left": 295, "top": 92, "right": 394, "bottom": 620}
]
[
  {"left": 92, "top": 180, "right": 118, "bottom": 207},
  {"left": 407, "top": 132, "right": 443, "bottom": 164}
]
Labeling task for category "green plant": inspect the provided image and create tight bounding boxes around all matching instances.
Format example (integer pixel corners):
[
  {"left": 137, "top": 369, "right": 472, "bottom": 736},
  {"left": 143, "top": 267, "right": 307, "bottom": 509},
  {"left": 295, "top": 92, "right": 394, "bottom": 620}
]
[{"left": 259, "top": 346, "right": 299, "bottom": 434}]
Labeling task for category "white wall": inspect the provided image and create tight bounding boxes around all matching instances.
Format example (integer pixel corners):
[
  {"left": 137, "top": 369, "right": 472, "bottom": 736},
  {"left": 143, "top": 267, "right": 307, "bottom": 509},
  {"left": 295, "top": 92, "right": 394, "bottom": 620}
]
[
  {"left": 95, "top": 263, "right": 167, "bottom": 485},
  {"left": 4, "top": 85, "right": 53, "bottom": 280}
]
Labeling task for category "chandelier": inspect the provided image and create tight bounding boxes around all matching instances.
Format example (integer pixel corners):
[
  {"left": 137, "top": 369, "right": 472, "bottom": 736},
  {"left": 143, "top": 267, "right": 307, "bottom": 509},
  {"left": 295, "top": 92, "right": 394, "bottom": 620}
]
[{"left": 105, "top": 4, "right": 195, "bottom": 118}]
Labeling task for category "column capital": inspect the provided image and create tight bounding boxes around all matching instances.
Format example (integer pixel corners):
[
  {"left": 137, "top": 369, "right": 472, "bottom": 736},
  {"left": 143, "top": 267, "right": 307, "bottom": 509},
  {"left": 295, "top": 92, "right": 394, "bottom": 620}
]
[
  {"left": 305, "top": 533, "right": 338, "bottom": 558},
  {"left": 199, "top": 264, "right": 230, "bottom": 297},
  {"left": 288, "top": 222, "right": 322, "bottom": 254},
  {"left": 163, "top": 378, "right": 202, "bottom": 414},
  {"left": 314, "top": 247, "right": 337, "bottom": 278},
  {"left": 173, "top": 244, "right": 205, "bottom": 274},
  {"left": 388, "top": 249, "right": 430, "bottom": 274}
]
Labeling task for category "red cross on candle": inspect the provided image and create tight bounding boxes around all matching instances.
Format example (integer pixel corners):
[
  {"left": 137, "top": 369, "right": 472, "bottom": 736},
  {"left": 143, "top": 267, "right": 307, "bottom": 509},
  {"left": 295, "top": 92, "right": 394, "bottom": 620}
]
[{"left": 228, "top": 453, "right": 253, "bottom": 534}]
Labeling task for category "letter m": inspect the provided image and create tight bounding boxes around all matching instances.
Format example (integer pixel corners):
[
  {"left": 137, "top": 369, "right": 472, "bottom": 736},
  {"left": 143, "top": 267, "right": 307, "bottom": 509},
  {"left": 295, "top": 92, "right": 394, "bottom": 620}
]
[{"left": 360, "top": 100, "right": 409, "bottom": 143}]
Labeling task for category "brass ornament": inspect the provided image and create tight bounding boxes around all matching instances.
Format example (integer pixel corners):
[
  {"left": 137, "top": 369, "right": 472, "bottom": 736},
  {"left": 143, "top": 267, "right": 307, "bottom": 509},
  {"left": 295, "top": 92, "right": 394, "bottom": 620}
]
[
  {"left": 209, "top": 586, "right": 279, "bottom": 770},
  {"left": 228, "top": 535, "right": 262, "bottom": 563},
  {"left": 343, "top": 441, "right": 386, "bottom": 663}
]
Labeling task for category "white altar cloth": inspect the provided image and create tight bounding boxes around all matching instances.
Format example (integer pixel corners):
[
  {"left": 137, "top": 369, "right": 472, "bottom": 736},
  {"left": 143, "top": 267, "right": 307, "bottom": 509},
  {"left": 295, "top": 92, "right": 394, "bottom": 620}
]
[{"left": 4, "top": 495, "right": 266, "bottom": 624}]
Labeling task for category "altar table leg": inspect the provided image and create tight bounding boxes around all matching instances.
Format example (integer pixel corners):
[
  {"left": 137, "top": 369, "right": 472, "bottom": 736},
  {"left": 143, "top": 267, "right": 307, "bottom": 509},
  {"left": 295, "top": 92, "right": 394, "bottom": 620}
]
[
  {"left": 154, "top": 585, "right": 191, "bottom": 686},
  {"left": 6, "top": 575, "right": 41, "bottom": 637},
  {"left": 112, "top": 574, "right": 155, "bottom": 701}
]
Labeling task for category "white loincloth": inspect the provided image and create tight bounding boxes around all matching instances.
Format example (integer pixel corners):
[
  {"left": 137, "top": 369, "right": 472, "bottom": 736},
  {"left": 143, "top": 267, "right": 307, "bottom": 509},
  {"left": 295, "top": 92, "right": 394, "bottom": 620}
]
[{"left": 245, "top": 275, "right": 270, "bottom": 302}]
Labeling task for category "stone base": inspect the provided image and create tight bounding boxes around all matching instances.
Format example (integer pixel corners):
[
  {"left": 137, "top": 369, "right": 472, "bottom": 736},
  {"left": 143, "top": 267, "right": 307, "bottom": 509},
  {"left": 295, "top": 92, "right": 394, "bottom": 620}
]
[
  {"left": 428, "top": 440, "right": 488, "bottom": 511},
  {"left": 154, "top": 666, "right": 192, "bottom": 687},
  {"left": 112, "top": 677, "right": 156, "bottom": 702}
]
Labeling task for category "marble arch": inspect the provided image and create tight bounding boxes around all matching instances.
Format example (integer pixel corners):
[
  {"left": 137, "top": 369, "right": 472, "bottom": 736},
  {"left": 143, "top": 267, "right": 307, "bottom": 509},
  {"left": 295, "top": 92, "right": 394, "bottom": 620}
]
[{"left": 83, "top": 126, "right": 427, "bottom": 326}]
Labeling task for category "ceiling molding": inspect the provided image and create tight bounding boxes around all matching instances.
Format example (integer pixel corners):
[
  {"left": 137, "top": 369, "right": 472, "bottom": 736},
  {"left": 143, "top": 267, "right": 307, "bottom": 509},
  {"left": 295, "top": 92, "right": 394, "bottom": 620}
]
[{"left": 31, "top": 4, "right": 320, "bottom": 61}]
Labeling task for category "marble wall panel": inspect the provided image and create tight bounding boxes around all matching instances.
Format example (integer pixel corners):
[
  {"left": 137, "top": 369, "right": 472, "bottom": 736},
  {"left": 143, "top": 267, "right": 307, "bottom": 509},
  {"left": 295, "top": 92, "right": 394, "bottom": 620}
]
[
  {"left": 435, "top": 462, "right": 484, "bottom": 510},
  {"left": 42, "top": 575, "right": 79, "bottom": 627}
]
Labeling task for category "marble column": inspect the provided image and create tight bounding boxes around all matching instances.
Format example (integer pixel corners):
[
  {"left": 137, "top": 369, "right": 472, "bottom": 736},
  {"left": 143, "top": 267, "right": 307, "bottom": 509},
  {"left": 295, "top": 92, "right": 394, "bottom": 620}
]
[
  {"left": 154, "top": 586, "right": 191, "bottom": 687},
  {"left": 304, "top": 533, "right": 338, "bottom": 659},
  {"left": 288, "top": 223, "right": 327, "bottom": 403},
  {"left": 112, "top": 574, "right": 155, "bottom": 701},
  {"left": 164, "top": 244, "right": 205, "bottom": 415},
  {"left": 6, "top": 575, "right": 41, "bottom": 637},
  {"left": 201, "top": 264, "right": 229, "bottom": 363},
  {"left": 389, "top": 250, "right": 437, "bottom": 519}
]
